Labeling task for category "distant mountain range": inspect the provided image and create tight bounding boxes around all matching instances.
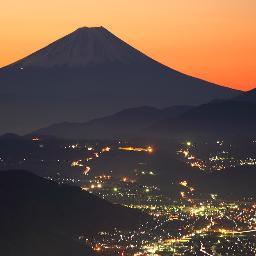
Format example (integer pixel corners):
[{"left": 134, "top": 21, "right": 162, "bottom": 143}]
[
  {"left": 0, "top": 26, "right": 239, "bottom": 134},
  {"left": 235, "top": 88, "right": 256, "bottom": 103},
  {"left": 151, "top": 88, "right": 256, "bottom": 136},
  {"left": 32, "top": 88, "right": 256, "bottom": 139},
  {"left": 32, "top": 105, "right": 192, "bottom": 139},
  {"left": 0, "top": 170, "right": 148, "bottom": 256}
]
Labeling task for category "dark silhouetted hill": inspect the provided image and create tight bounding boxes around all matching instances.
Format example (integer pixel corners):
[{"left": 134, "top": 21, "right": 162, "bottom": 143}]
[
  {"left": 150, "top": 88, "right": 256, "bottom": 137},
  {"left": 0, "top": 170, "right": 148, "bottom": 256}
]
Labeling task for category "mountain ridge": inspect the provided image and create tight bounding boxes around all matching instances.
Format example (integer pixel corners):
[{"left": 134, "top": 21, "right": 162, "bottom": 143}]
[
  {"left": 0, "top": 26, "right": 240, "bottom": 134},
  {"left": 150, "top": 88, "right": 256, "bottom": 136},
  {"left": 31, "top": 105, "right": 193, "bottom": 139}
]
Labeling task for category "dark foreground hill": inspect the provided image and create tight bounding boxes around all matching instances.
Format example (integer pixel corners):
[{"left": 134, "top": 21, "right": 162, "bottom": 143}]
[{"left": 0, "top": 170, "right": 148, "bottom": 256}]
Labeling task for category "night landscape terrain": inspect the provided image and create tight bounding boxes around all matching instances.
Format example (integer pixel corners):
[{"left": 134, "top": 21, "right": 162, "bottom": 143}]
[{"left": 1, "top": 2, "right": 256, "bottom": 255}]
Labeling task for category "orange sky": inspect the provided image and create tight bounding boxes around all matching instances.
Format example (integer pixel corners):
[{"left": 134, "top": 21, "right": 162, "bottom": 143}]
[{"left": 1, "top": 0, "right": 256, "bottom": 90}]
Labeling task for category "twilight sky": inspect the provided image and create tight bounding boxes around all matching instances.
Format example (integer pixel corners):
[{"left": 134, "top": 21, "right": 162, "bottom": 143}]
[{"left": 1, "top": 0, "right": 255, "bottom": 90}]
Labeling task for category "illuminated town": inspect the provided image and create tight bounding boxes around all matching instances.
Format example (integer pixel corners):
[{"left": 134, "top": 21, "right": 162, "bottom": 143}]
[
  {"left": 1, "top": 136, "right": 255, "bottom": 255},
  {"left": 177, "top": 140, "right": 256, "bottom": 172},
  {"left": 1, "top": 2, "right": 256, "bottom": 255}
]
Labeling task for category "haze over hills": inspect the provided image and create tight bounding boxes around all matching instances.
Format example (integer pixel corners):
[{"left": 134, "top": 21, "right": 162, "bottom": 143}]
[
  {"left": 33, "top": 88, "right": 256, "bottom": 140},
  {"left": 0, "top": 26, "right": 239, "bottom": 134},
  {"left": 151, "top": 88, "right": 256, "bottom": 136},
  {"left": 32, "top": 88, "right": 256, "bottom": 140},
  {"left": 32, "top": 105, "right": 192, "bottom": 139}
]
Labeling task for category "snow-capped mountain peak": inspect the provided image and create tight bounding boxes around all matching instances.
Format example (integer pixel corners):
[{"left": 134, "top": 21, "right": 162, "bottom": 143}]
[{"left": 9, "top": 26, "right": 149, "bottom": 68}]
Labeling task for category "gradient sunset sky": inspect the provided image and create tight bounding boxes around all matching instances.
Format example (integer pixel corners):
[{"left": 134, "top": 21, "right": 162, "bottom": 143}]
[{"left": 1, "top": 0, "right": 255, "bottom": 90}]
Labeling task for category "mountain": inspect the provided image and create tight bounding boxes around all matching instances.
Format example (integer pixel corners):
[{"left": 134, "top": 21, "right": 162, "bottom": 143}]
[
  {"left": 151, "top": 88, "right": 256, "bottom": 136},
  {"left": 8, "top": 27, "right": 150, "bottom": 68},
  {"left": 0, "top": 133, "right": 23, "bottom": 141},
  {"left": 234, "top": 88, "right": 256, "bottom": 103},
  {"left": 0, "top": 170, "right": 148, "bottom": 256},
  {"left": 31, "top": 105, "right": 192, "bottom": 139},
  {"left": 0, "top": 26, "right": 239, "bottom": 134}
]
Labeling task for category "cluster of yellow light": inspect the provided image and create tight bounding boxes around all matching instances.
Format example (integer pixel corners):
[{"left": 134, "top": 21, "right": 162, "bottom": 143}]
[
  {"left": 93, "top": 244, "right": 102, "bottom": 251},
  {"left": 178, "top": 143, "right": 207, "bottom": 171},
  {"left": 147, "top": 146, "right": 153, "bottom": 153},
  {"left": 179, "top": 180, "right": 195, "bottom": 193},
  {"left": 218, "top": 229, "right": 256, "bottom": 235},
  {"left": 189, "top": 187, "right": 195, "bottom": 192},
  {"left": 179, "top": 180, "right": 188, "bottom": 187},
  {"left": 101, "top": 147, "right": 111, "bottom": 152},
  {"left": 71, "top": 160, "right": 83, "bottom": 167},
  {"left": 183, "top": 150, "right": 189, "bottom": 157},
  {"left": 90, "top": 183, "right": 102, "bottom": 189},
  {"left": 95, "top": 175, "right": 112, "bottom": 180},
  {"left": 240, "top": 158, "right": 256, "bottom": 166},
  {"left": 190, "top": 161, "right": 206, "bottom": 170},
  {"left": 189, "top": 206, "right": 206, "bottom": 216},
  {"left": 83, "top": 166, "right": 91, "bottom": 175},
  {"left": 180, "top": 192, "right": 186, "bottom": 198},
  {"left": 144, "top": 219, "right": 217, "bottom": 253},
  {"left": 119, "top": 146, "right": 153, "bottom": 153},
  {"left": 140, "top": 171, "right": 155, "bottom": 176},
  {"left": 122, "top": 177, "right": 128, "bottom": 182},
  {"left": 169, "top": 215, "right": 179, "bottom": 221}
]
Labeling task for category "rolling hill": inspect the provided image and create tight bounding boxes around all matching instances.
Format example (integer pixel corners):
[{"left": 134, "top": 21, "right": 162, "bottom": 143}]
[{"left": 0, "top": 170, "right": 148, "bottom": 256}]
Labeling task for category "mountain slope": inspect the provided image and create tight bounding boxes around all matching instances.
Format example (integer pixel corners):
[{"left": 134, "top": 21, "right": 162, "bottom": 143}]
[
  {"left": 234, "top": 88, "right": 256, "bottom": 103},
  {"left": 0, "top": 27, "right": 240, "bottom": 134},
  {"left": 151, "top": 88, "right": 256, "bottom": 136},
  {"left": 0, "top": 170, "right": 148, "bottom": 256},
  {"left": 7, "top": 27, "right": 150, "bottom": 68},
  {"left": 32, "top": 105, "right": 193, "bottom": 139}
]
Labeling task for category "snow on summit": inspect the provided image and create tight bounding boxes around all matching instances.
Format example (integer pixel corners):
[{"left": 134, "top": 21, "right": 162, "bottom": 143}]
[
  {"left": 0, "top": 26, "right": 239, "bottom": 134},
  {"left": 9, "top": 26, "right": 149, "bottom": 68}
]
